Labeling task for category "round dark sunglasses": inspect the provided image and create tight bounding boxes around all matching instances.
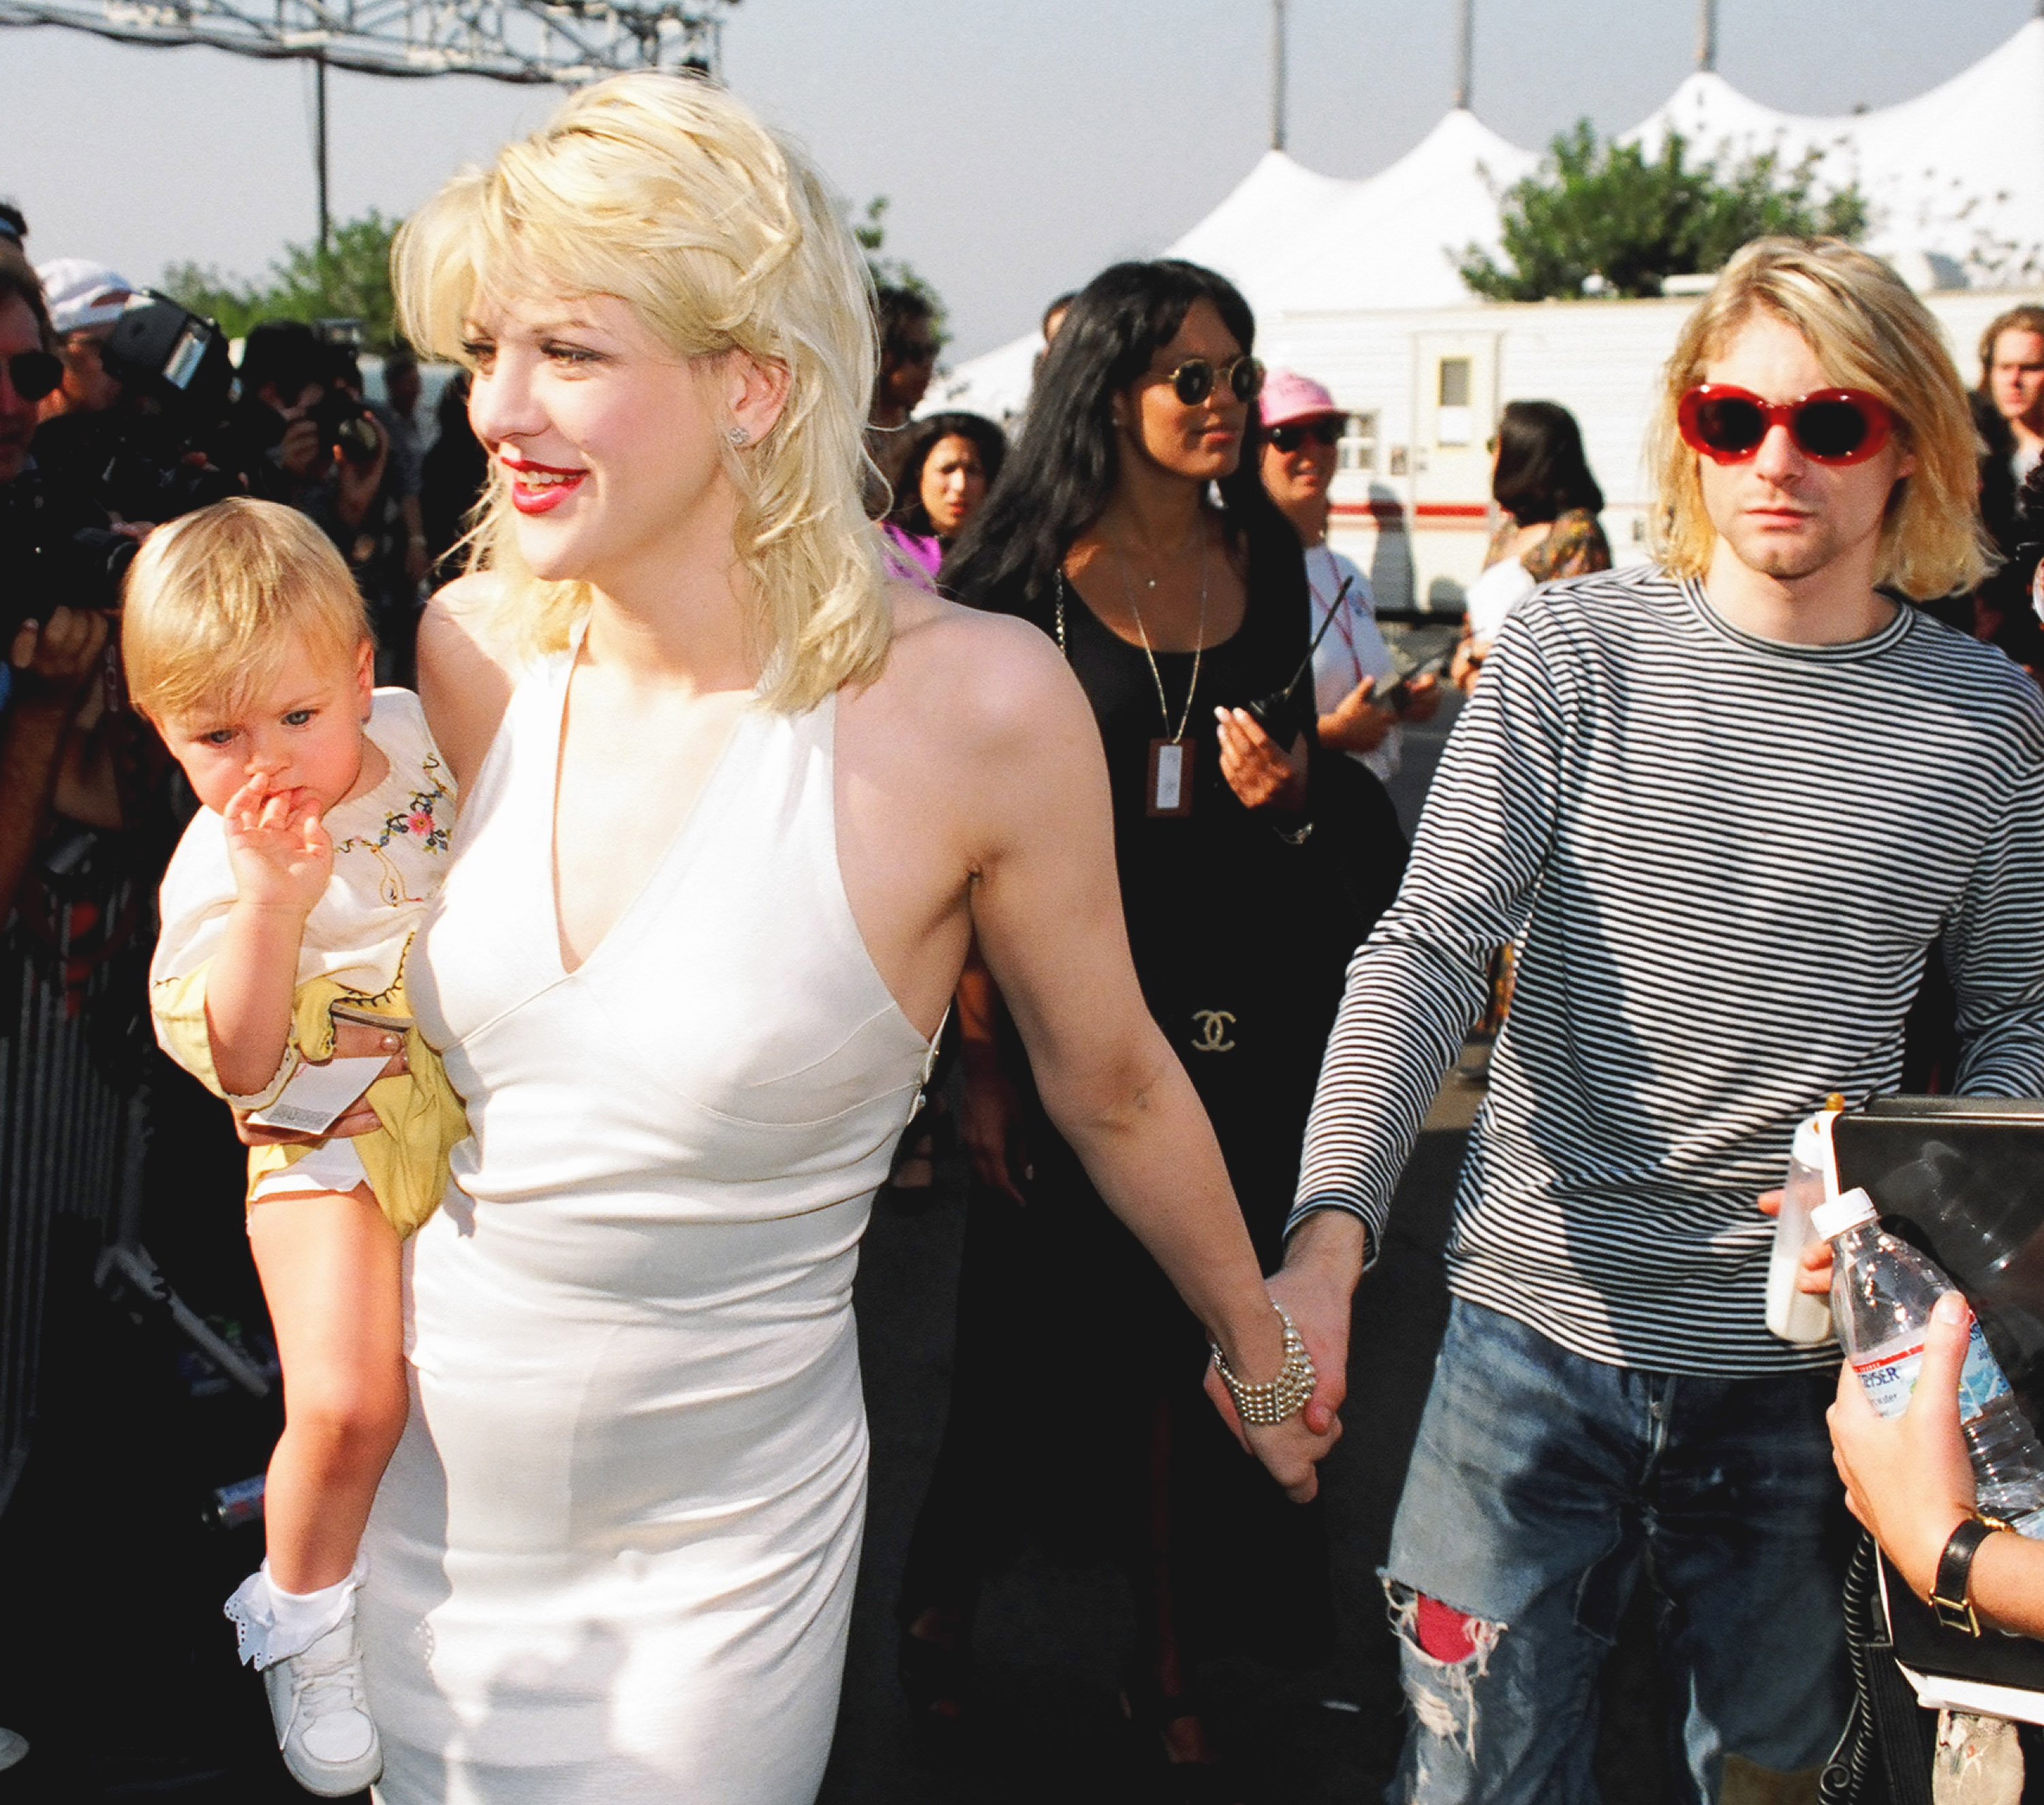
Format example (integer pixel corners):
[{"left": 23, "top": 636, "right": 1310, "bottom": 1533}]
[
  {"left": 3, "top": 349, "right": 63, "bottom": 404},
  {"left": 1677, "top": 384, "right": 1895, "bottom": 467},
  {"left": 1162, "top": 354, "right": 1264, "bottom": 408},
  {"left": 1269, "top": 418, "right": 1342, "bottom": 452}
]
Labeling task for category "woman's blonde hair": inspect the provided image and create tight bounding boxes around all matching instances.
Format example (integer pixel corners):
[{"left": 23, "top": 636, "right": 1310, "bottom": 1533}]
[
  {"left": 121, "top": 497, "right": 369, "bottom": 724},
  {"left": 393, "top": 72, "right": 888, "bottom": 712},
  {"left": 1647, "top": 237, "right": 1991, "bottom": 600}
]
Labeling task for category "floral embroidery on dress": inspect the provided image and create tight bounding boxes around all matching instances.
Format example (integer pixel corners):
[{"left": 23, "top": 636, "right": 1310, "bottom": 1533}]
[{"left": 333, "top": 752, "right": 455, "bottom": 908}]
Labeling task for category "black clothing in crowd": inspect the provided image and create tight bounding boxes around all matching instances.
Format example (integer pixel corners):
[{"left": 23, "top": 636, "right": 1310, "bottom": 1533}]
[{"left": 901, "top": 518, "right": 1405, "bottom": 1670}]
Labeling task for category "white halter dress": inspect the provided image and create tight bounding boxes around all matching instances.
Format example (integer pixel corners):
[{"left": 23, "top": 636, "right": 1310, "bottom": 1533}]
[{"left": 360, "top": 645, "right": 935, "bottom": 1803}]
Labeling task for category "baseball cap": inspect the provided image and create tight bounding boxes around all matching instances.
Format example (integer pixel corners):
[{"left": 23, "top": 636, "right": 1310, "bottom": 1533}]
[
  {"left": 1260, "top": 369, "right": 1342, "bottom": 430},
  {"left": 37, "top": 260, "right": 136, "bottom": 337}
]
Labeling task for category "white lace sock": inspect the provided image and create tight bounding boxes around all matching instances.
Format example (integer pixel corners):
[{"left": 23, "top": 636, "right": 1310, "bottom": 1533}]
[{"left": 223, "top": 1555, "right": 368, "bottom": 1670}]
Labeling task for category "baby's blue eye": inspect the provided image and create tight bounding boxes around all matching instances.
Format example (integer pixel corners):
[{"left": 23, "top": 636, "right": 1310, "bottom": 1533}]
[
  {"left": 283, "top": 709, "right": 315, "bottom": 728},
  {"left": 202, "top": 728, "right": 235, "bottom": 747}
]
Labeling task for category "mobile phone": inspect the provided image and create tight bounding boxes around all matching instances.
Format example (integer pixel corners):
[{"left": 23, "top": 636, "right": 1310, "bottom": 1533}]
[{"left": 1384, "top": 648, "right": 1453, "bottom": 711}]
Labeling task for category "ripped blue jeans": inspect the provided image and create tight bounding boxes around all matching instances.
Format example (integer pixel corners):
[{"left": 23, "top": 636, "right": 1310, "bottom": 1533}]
[{"left": 1383, "top": 1300, "right": 1851, "bottom": 1805}]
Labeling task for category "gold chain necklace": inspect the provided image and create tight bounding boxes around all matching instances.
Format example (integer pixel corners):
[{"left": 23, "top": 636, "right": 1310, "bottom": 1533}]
[{"left": 1111, "top": 533, "right": 1208, "bottom": 745}]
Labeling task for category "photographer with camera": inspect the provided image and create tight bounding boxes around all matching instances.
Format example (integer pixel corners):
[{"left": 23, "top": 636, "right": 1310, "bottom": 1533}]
[
  {"left": 33, "top": 261, "right": 133, "bottom": 422},
  {"left": 315, "top": 337, "right": 425, "bottom": 681},
  {"left": 0, "top": 247, "right": 121, "bottom": 924},
  {"left": 27, "top": 260, "right": 135, "bottom": 510},
  {"left": 223, "top": 322, "right": 389, "bottom": 562}
]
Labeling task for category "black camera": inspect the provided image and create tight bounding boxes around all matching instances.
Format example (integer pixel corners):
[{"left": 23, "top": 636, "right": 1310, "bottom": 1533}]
[
  {"left": 87, "top": 294, "right": 241, "bottom": 524},
  {"left": 310, "top": 390, "right": 383, "bottom": 469},
  {"left": 305, "top": 318, "right": 383, "bottom": 470},
  {"left": 0, "top": 471, "right": 136, "bottom": 641},
  {"left": 102, "top": 294, "right": 234, "bottom": 422}
]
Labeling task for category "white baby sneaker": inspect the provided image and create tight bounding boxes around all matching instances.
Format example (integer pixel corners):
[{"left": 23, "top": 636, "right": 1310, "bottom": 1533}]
[
  {"left": 225, "top": 1557, "right": 381, "bottom": 1796},
  {"left": 261, "top": 1613, "right": 383, "bottom": 1797}
]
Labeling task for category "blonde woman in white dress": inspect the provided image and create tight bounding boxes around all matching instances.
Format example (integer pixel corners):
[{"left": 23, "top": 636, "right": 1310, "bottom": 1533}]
[{"left": 237, "top": 74, "right": 1340, "bottom": 1804}]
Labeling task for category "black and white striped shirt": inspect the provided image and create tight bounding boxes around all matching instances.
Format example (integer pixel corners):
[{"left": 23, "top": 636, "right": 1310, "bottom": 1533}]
[{"left": 1290, "top": 563, "right": 2044, "bottom": 1372}]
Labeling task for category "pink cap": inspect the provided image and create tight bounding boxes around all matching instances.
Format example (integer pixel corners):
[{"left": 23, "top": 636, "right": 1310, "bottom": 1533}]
[{"left": 1260, "top": 369, "right": 1341, "bottom": 430}]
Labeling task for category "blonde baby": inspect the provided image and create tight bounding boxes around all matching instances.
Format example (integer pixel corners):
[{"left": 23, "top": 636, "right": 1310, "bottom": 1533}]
[{"left": 125, "top": 497, "right": 463, "bottom": 1798}]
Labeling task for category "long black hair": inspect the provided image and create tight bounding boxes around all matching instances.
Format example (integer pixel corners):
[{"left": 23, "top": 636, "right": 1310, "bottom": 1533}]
[
  {"left": 884, "top": 411, "right": 1008, "bottom": 541},
  {"left": 943, "top": 260, "right": 1291, "bottom": 622},
  {"left": 1491, "top": 399, "right": 1603, "bottom": 525}
]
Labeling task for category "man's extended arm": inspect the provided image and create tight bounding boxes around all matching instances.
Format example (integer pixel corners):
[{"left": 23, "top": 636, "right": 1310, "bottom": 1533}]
[{"left": 1276, "top": 605, "right": 1572, "bottom": 1423}]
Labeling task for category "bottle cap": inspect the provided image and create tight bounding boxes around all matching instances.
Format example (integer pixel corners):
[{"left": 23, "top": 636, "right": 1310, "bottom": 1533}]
[
  {"left": 1811, "top": 1186, "right": 1878, "bottom": 1241},
  {"left": 1791, "top": 1113, "right": 1827, "bottom": 1169}
]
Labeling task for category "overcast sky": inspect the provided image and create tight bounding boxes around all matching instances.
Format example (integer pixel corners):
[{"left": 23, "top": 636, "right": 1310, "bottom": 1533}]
[{"left": 2, "top": 0, "right": 2034, "bottom": 360}]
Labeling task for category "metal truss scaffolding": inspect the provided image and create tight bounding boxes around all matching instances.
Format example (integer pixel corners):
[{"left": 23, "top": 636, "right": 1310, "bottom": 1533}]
[{"left": 0, "top": 0, "right": 734, "bottom": 83}]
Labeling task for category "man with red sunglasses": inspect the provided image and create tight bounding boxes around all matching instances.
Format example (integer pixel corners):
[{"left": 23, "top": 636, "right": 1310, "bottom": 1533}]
[{"left": 1265, "top": 238, "right": 2044, "bottom": 1803}]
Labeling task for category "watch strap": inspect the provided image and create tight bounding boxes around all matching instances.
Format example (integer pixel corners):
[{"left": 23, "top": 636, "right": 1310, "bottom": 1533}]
[{"left": 1931, "top": 1516, "right": 1998, "bottom": 1636}]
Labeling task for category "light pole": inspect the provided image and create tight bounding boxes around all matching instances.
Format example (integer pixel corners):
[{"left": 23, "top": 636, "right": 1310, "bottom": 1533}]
[
  {"left": 1270, "top": 0, "right": 1287, "bottom": 152},
  {"left": 313, "top": 52, "right": 330, "bottom": 260}
]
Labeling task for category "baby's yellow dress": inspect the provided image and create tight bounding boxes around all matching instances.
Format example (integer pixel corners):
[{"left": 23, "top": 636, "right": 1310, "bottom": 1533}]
[{"left": 149, "top": 688, "right": 464, "bottom": 1236}]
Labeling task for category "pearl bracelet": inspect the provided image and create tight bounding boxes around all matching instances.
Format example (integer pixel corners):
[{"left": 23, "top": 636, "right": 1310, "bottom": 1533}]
[{"left": 1209, "top": 1301, "right": 1316, "bottom": 1425}]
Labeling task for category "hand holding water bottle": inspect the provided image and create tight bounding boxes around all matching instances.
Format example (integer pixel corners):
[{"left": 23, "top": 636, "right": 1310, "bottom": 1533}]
[
  {"left": 1827, "top": 1289, "right": 1981, "bottom": 1603},
  {"left": 1817, "top": 1188, "right": 2044, "bottom": 1532}
]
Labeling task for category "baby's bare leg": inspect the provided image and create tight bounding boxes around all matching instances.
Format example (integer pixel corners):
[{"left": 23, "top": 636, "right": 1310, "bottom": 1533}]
[{"left": 247, "top": 1183, "right": 406, "bottom": 1595}]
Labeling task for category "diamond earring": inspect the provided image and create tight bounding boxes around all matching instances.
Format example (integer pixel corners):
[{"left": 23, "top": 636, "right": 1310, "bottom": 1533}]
[{"left": 728, "top": 425, "right": 749, "bottom": 447}]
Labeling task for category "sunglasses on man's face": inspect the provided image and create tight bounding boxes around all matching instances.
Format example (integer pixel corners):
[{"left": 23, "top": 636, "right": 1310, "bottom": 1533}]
[
  {"left": 1269, "top": 418, "right": 1342, "bottom": 453},
  {"left": 1677, "top": 384, "right": 1895, "bottom": 467},
  {"left": 890, "top": 339, "right": 937, "bottom": 367},
  {"left": 3, "top": 349, "right": 63, "bottom": 404},
  {"left": 1162, "top": 354, "right": 1264, "bottom": 409}
]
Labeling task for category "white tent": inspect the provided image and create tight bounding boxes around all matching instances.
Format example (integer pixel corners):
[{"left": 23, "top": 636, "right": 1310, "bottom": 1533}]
[
  {"left": 929, "top": 18, "right": 2044, "bottom": 422},
  {"left": 1260, "top": 108, "right": 1536, "bottom": 315},
  {"left": 1632, "top": 18, "right": 2044, "bottom": 292}
]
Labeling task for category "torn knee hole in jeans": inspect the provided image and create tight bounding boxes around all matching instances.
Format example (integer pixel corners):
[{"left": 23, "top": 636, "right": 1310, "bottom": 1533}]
[{"left": 1385, "top": 1579, "right": 1506, "bottom": 1762}]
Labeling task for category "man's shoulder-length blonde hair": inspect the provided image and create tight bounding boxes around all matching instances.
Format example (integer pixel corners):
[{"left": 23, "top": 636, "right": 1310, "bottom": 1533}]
[
  {"left": 1647, "top": 236, "right": 1991, "bottom": 602},
  {"left": 393, "top": 72, "right": 887, "bottom": 713}
]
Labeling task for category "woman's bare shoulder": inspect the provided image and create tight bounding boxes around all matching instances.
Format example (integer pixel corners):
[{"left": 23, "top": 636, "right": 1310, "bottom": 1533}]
[
  {"left": 418, "top": 573, "right": 520, "bottom": 791},
  {"left": 877, "top": 583, "right": 1081, "bottom": 746},
  {"left": 421, "top": 571, "right": 512, "bottom": 655}
]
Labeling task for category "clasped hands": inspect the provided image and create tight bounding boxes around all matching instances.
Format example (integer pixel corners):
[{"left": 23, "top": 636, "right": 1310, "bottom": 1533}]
[{"left": 1205, "top": 1216, "right": 1358, "bottom": 1505}]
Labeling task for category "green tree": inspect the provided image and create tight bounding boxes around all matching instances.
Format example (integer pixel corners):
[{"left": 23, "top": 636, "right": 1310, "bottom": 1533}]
[
  {"left": 164, "top": 209, "right": 403, "bottom": 345},
  {"left": 1459, "top": 121, "right": 1870, "bottom": 302},
  {"left": 852, "top": 196, "right": 946, "bottom": 345}
]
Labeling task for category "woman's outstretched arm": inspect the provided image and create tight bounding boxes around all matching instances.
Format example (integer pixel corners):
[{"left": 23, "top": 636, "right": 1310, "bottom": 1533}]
[{"left": 949, "top": 613, "right": 1339, "bottom": 1502}]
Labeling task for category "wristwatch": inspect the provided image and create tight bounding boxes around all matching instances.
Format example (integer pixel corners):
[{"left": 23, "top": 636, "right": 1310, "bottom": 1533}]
[{"left": 1930, "top": 1516, "right": 2000, "bottom": 1635}]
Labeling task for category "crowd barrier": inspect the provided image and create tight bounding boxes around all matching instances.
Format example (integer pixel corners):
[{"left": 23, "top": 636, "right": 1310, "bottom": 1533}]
[{"left": 0, "top": 824, "right": 153, "bottom": 1515}]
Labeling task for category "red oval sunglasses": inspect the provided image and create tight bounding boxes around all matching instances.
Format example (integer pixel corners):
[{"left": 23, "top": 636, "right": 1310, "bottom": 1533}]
[{"left": 1677, "top": 384, "right": 1895, "bottom": 467}]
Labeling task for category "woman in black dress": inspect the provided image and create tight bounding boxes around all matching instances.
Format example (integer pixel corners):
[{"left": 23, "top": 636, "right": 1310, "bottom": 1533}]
[{"left": 897, "top": 260, "right": 1403, "bottom": 1792}]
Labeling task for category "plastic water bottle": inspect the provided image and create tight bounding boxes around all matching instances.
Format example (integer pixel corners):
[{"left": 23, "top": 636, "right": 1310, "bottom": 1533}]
[
  {"left": 1765, "top": 1105, "right": 1838, "bottom": 1345},
  {"left": 1814, "top": 1187, "right": 2044, "bottom": 1536}
]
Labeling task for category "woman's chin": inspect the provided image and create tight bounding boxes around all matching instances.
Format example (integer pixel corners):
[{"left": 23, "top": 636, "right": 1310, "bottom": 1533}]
[{"left": 510, "top": 522, "right": 593, "bottom": 584}]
